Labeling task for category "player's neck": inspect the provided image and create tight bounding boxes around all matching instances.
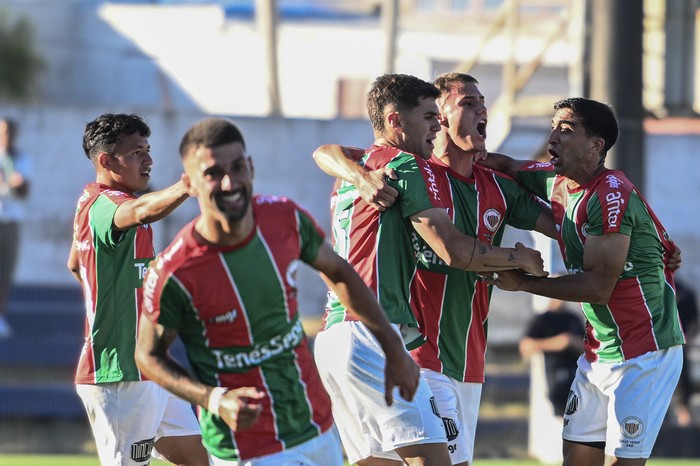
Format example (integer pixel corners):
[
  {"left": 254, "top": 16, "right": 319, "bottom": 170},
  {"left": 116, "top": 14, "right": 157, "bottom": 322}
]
[{"left": 195, "top": 210, "right": 255, "bottom": 247}]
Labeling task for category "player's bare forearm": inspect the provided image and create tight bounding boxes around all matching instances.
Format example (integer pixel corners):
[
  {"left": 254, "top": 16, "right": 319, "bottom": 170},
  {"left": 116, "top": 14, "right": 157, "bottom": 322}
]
[
  {"left": 477, "top": 152, "right": 528, "bottom": 177},
  {"left": 490, "top": 269, "right": 616, "bottom": 304},
  {"left": 135, "top": 316, "right": 210, "bottom": 407},
  {"left": 312, "top": 144, "right": 365, "bottom": 182},
  {"left": 113, "top": 180, "right": 189, "bottom": 230},
  {"left": 412, "top": 209, "right": 547, "bottom": 276}
]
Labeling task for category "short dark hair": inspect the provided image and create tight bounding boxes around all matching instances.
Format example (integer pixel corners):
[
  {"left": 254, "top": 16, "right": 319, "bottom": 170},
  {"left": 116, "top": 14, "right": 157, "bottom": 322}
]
[
  {"left": 366, "top": 74, "right": 440, "bottom": 134},
  {"left": 553, "top": 98, "right": 619, "bottom": 154},
  {"left": 82, "top": 113, "right": 151, "bottom": 161},
  {"left": 432, "top": 72, "right": 479, "bottom": 96},
  {"left": 179, "top": 118, "right": 246, "bottom": 159}
]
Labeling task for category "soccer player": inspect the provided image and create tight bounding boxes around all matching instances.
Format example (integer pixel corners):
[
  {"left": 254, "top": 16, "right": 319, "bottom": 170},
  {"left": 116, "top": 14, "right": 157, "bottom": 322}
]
[
  {"left": 313, "top": 72, "right": 557, "bottom": 466},
  {"left": 134, "top": 117, "right": 418, "bottom": 465},
  {"left": 481, "top": 97, "right": 685, "bottom": 466},
  {"left": 68, "top": 113, "right": 208, "bottom": 465},
  {"left": 312, "top": 73, "right": 547, "bottom": 466}
]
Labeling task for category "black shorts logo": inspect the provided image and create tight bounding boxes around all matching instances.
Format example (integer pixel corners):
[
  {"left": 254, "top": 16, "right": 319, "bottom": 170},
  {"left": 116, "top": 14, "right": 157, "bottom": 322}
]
[
  {"left": 564, "top": 390, "right": 579, "bottom": 415},
  {"left": 131, "top": 437, "right": 155, "bottom": 463},
  {"left": 442, "top": 417, "right": 460, "bottom": 441}
]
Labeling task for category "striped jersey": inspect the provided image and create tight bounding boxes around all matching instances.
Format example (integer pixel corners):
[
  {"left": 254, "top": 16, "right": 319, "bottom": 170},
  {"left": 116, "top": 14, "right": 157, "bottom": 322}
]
[
  {"left": 515, "top": 163, "right": 684, "bottom": 362},
  {"left": 72, "top": 183, "right": 154, "bottom": 384},
  {"left": 323, "top": 145, "right": 449, "bottom": 335},
  {"left": 142, "top": 195, "right": 333, "bottom": 461},
  {"left": 410, "top": 159, "right": 543, "bottom": 382}
]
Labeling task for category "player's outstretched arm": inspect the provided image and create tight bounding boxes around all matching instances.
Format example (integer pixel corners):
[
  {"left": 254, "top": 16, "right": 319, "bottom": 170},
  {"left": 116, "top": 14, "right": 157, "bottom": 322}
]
[
  {"left": 313, "top": 241, "right": 419, "bottom": 405},
  {"left": 489, "top": 232, "right": 629, "bottom": 304},
  {"left": 477, "top": 152, "right": 529, "bottom": 177},
  {"left": 411, "top": 207, "right": 547, "bottom": 276},
  {"left": 135, "top": 314, "right": 264, "bottom": 431},
  {"left": 113, "top": 179, "right": 189, "bottom": 231},
  {"left": 312, "top": 144, "right": 398, "bottom": 211}
]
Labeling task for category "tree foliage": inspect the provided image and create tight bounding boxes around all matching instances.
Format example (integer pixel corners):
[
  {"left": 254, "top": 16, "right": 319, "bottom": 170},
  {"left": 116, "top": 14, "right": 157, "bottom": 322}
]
[{"left": 0, "top": 9, "right": 44, "bottom": 101}]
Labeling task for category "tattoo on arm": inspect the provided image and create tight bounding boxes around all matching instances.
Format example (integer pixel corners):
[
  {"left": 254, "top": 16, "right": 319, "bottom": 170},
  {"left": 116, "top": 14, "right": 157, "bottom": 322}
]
[
  {"left": 508, "top": 252, "right": 517, "bottom": 263},
  {"left": 478, "top": 245, "right": 488, "bottom": 256}
]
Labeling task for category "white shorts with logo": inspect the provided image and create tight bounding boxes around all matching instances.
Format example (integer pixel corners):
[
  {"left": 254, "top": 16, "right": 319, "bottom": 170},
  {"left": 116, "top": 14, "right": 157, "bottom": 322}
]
[
  {"left": 210, "top": 427, "right": 343, "bottom": 466},
  {"left": 314, "top": 321, "right": 446, "bottom": 464},
  {"left": 562, "top": 346, "right": 683, "bottom": 459},
  {"left": 76, "top": 380, "right": 201, "bottom": 466},
  {"left": 421, "top": 369, "right": 482, "bottom": 465}
]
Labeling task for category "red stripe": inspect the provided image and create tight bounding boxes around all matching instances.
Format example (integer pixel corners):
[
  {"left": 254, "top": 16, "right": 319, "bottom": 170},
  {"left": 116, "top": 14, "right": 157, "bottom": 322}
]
[
  {"left": 410, "top": 269, "right": 448, "bottom": 373},
  {"left": 607, "top": 278, "right": 659, "bottom": 359},
  {"left": 464, "top": 281, "right": 488, "bottom": 382}
]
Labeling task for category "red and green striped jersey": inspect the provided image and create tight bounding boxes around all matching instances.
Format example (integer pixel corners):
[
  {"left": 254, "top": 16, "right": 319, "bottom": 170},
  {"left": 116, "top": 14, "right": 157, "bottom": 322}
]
[
  {"left": 515, "top": 163, "right": 684, "bottom": 363},
  {"left": 410, "top": 159, "right": 543, "bottom": 382},
  {"left": 142, "top": 195, "right": 333, "bottom": 462},
  {"left": 323, "top": 145, "right": 450, "bottom": 333},
  {"left": 72, "top": 183, "right": 155, "bottom": 384}
]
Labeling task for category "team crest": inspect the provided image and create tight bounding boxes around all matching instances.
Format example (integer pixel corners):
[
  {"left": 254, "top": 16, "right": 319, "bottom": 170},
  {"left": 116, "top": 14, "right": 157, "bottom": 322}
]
[
  {"left": 620, "top": 416, "right": 644, "bottom": 439},
  {"left": 482, "top": 208, "right": 503, "bottom": 233}
]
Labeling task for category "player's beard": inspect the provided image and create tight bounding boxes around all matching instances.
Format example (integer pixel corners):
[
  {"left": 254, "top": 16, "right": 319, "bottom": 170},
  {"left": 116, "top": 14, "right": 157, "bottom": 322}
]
[{"left": 215, "top": 188, "right": 251, "bottom": 223}]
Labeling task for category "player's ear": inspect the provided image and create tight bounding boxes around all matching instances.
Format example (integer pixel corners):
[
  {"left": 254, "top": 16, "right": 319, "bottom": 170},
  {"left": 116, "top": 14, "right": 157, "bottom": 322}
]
[
  {"left": 97, "top": 152, "right": 112, "bottom": 171},
  {"left": 590, "top": 136, "right": 605, "bottom": 154},
  {"left": 181, "top": 173, "right": 196, "bottom": 197},
  {"left": 387, "top": 111, "right": 402, "bottom": 131}
]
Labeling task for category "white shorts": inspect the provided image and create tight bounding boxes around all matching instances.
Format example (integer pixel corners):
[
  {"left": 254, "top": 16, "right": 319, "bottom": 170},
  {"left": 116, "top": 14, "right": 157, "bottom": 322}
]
[
  {"left": 76, "top": 381, "right": 201, "bottom": 466},
  {"left": 210, "top": 427, "right": 343, "bottom": 466},
  {"left": 421, "top": 369, "right": 482, "bottom": 465},
  {"left": 562, "top": 346, "right": 683, "bottom": 459},
  {"left": 314, "top": 321, "right": 446, "bottom": 464}
]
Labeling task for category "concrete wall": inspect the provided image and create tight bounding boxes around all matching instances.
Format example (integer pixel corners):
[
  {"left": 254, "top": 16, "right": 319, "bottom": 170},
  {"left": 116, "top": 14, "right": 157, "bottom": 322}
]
[
  {"left": 4, "top": 105, "right": 373, "bottom": 319},
  {"left": 4, "top": 104, "right": 700, "bottom": 340}
]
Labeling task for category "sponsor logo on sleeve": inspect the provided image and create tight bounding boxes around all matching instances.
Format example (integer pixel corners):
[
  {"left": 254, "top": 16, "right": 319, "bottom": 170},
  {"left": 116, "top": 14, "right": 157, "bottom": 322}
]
[
  {"left": 422, "top": 164, "right": 441, "bottom": 201},
  {"left": 564, "top": 389, "right": 579, "bottom": 415}
]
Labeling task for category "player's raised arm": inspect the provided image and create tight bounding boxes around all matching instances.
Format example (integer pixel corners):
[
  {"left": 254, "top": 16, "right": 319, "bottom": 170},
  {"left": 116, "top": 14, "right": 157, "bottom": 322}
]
[
  {"left": 313, "top": 144, "right": 398, "bottom": 211},
  {"left": 112, "top": 179, "right": 189, "bottom": 231},
  {"left": 477, "top": 151, "right": 530, "bottom": 178}
]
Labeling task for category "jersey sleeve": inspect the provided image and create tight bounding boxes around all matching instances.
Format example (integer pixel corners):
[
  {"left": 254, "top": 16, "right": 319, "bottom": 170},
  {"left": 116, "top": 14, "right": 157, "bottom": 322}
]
[
  {"left": 296, "top": 205, "right": 325, "bottom": 264},
  {"left": 389, "top": 155, "right": 447, "bottom": 219},
  {"left": 515, "top": 162, "right": 557, "bottom": 202},
  {"left": 585, "top": 173, "right": 635, "bottom": 237},
  {"left": 90, "top": 194, "right": 127, "bottom": 248},
  {"left": 501, "top": 178, "right": 545, "bottom": 230}
]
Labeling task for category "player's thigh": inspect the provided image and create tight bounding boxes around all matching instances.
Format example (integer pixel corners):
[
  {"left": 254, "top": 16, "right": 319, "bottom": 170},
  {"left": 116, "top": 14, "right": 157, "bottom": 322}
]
[
  {"left": 153, "top": 390, "right": 207, "bottom": 464},
  {"left": 605, "top": 346, "right": 682, "bottom": 459},
  {"left": 562, "top": 357, "right": 608, "bottom": 445},
  {"left": 77, "top": 381, "right": 168, "bottom": 466},
  {"left": 421, "top": 369, "right": 480, "bottom": 465},
  {"left": 314, "top": 322, "right": 445, "bottom": 464}
]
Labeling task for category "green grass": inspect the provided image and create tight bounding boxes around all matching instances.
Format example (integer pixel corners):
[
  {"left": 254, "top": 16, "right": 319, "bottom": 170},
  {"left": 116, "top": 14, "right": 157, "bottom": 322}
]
[{"left": 1, "top": 456, "right": 700, "bottom": 466}]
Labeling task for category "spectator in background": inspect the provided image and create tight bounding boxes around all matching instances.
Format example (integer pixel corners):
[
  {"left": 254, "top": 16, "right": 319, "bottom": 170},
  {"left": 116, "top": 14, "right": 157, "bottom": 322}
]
[
  {"left": 520, "top": 299, "right": 585, "bottom": 417},
  {"left": 0, "top": 117, "right": 32, "bottom": 338},
  {"left": 673, "top": 279, "right": 699, "bottom": 426}
]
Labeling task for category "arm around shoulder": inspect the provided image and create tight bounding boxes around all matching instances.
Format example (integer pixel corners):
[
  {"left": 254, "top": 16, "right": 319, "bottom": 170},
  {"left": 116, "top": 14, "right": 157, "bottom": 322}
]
[{"left": 113, "top": 179, "right": 189, "bottom": 230}]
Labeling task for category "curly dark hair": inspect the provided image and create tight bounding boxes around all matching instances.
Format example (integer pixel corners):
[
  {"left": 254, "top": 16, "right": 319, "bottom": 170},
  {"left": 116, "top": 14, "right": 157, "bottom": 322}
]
[
  {"left": 366, "top": 74, "right": 440, "bottom": 135},
  {"left": 82, "top": 113, "right": 151, "bottom": 161}
]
